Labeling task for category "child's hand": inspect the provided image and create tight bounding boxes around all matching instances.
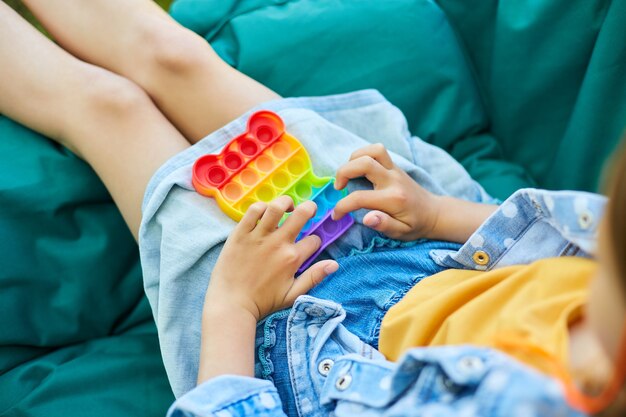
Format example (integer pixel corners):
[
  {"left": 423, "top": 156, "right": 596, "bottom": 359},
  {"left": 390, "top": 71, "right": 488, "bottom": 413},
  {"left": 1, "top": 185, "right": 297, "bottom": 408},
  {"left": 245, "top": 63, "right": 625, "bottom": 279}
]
[
  {"left": 205, "top": 196, "right": 339, "bottom": 321},
  {"left": 332, "top": 144, "right": 441, "bottom": 241}
]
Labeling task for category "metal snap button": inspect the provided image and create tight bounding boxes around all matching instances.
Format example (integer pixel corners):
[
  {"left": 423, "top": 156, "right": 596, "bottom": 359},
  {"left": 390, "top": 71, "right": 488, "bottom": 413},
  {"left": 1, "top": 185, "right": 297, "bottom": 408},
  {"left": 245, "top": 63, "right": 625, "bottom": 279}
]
[
  {"left": 472, "top": 250, "right": 490, "bottom": 266},
  {"left": 578, "top": 210, "right": 594, "bottom": 230},
  {"left": 318, "top": 359, "right": 334, "bottom": 376},
  {"left": 458, "top": 356, "right": 484, "bottom": 372},
  {"left": 335, "top": 374, "right": 352, "bottom": 391}
]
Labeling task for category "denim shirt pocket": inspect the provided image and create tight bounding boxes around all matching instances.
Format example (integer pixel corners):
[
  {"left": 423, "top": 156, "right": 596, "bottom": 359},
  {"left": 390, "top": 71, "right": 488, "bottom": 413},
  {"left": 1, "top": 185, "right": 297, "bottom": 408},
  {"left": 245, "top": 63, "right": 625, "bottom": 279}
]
[{"left": 430, "top": 188, "right": 607, "bottom": 271}]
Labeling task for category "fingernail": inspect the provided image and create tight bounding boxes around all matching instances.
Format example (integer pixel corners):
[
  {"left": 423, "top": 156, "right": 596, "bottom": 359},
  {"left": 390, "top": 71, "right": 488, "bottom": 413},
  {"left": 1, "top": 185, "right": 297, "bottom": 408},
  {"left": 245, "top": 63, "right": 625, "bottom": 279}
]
[
  {"left": 369, "top": 214, "right": 382, "bottom": 227},
  {"left": 324, "top": 262, "right": 339, "bottom": 274}
]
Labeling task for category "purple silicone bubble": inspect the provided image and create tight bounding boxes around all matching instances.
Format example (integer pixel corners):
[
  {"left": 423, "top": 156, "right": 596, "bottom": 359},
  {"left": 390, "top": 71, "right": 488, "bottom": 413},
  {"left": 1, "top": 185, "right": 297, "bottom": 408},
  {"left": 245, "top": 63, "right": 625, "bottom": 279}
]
[{"left": 296, "top": 211, "right": 354, "bottom": 274}]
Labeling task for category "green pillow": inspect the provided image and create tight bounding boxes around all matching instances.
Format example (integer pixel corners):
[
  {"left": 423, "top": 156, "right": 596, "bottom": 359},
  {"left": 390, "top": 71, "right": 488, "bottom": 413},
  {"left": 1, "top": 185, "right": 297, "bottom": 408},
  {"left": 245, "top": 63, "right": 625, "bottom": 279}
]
[
  {"left": 171, "top": 0, "right": 536, "bottom": 199},
  {"left": 436, "top": 0, "right": 626, "bottom": 193},
  {"left": 0, "top": 117, "right": 174, "bottom": 416},
  {"left": 171, "top": 0, "right": 626, "bottom": 198}
]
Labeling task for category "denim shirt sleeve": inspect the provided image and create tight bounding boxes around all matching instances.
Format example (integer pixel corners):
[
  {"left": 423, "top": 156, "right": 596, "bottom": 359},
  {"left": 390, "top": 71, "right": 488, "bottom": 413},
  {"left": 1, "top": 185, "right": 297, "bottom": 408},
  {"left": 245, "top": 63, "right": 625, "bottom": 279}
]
[
  {"left": 168, "top": 376, "right": 285, "bottom": 417},
  {"left": 430, "top": 188, "right": 607, "bottom": 271}
]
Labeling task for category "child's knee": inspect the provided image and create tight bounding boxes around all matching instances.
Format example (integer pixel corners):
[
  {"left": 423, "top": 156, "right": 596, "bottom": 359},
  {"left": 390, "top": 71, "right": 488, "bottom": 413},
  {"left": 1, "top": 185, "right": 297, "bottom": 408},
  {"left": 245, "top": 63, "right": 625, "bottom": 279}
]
[
  {"left": 61, "top": 65, "right": 153, "bottom": 142},
  {"left": 81, "top": 67, "right": 150, "bottom": 117},
  {"left": 136, "top": 19, "right": 217, "bottom": 82}
]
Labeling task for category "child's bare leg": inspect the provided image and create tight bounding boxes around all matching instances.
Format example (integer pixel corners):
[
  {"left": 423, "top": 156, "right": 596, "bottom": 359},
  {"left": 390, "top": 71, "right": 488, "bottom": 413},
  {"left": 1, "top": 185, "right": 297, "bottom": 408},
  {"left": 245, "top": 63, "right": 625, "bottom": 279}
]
[
  {"left": 22, "top": 0, "right": 280, "bottom": 143},
  {"left": 0, "top": 2, "right": 189, "bottom": 238}
]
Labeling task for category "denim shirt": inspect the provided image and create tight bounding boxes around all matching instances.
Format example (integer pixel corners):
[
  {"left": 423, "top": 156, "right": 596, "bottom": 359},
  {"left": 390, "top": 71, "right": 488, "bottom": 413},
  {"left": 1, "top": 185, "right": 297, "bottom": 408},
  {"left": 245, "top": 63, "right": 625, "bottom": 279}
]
[
  {"left": 137, "top": 90, "right": 605, "bottom": 417},
  {"left": 167, "top": 187, "right": 604, "bottom": 417}
]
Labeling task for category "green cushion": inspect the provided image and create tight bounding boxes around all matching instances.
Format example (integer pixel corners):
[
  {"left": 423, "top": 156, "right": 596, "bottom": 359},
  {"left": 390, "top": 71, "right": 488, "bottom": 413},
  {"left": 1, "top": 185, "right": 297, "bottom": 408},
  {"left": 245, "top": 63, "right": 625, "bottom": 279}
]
[
  {"left": 171, "top": 0, "right": 626, "bottom": 199},
  {"left": 1, "top": 0, "right": 624, "bottom": 415},
  {"left": 436, "top": 0, "right": 626, "bottom": 194},
  {"left": 0, "top": 118, "right": 174, "bottom": 416}
]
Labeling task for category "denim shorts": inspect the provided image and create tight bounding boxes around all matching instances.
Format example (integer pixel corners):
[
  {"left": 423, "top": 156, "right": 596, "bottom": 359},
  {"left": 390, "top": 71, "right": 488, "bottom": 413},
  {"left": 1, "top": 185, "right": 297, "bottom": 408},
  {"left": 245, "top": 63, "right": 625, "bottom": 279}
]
[{"left": 138, "top": 89, "right": 492, "bottom": 397}]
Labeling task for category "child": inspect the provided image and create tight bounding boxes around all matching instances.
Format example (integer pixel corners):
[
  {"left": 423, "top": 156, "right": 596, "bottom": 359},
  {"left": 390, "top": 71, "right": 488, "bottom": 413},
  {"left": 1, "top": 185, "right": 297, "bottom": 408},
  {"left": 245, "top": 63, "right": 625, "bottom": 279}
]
[{"left": 1, "top": 1, "right": 624, "bottom": 416}]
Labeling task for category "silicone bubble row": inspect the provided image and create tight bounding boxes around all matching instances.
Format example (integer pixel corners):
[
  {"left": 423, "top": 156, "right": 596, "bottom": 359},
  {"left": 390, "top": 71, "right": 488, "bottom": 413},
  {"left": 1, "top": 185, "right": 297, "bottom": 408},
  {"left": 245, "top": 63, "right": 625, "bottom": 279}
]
[
  {"left": 312, "top": 212, "right": 353, "bottom": 240},
  {"left": 231, "top": 148, "right": 312, "bottom": 213},
  {"left": 198, "top": 124, "right": 289, "bottom": 192},
  {"left": 297, "top": 213, "right": 355, "bottom": 273}
]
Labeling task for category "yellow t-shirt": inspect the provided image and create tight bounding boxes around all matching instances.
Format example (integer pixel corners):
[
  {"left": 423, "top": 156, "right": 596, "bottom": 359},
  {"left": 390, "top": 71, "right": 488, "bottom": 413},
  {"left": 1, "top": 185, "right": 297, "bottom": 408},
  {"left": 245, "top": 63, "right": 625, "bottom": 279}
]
[{"left": 379, "top": 257, "right": 596, "bottom": 374}]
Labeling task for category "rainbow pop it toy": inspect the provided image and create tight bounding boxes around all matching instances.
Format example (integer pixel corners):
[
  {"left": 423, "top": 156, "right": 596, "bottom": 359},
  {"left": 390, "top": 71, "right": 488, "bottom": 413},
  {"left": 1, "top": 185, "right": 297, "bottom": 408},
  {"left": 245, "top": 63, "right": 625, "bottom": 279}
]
[{"left": 192, "top": 110, "right": 354, "bottom": 273}]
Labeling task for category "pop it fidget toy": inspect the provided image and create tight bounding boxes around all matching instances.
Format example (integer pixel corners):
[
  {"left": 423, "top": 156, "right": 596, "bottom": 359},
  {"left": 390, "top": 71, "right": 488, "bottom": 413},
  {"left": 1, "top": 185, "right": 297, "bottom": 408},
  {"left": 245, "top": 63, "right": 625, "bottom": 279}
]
[{"left": 192, "top": 110, "right": 354, "bottom": 273}]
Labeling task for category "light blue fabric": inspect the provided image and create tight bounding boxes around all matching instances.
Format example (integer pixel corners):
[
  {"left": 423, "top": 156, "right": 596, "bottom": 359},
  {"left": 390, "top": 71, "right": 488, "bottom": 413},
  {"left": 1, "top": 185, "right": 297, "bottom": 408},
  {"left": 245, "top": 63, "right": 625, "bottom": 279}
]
[
  {"left": 140, "top": 90, "right": 604, "bottom": 416},
  {"left": 139, "top": 90, "right": 491, "bottom": 397}
]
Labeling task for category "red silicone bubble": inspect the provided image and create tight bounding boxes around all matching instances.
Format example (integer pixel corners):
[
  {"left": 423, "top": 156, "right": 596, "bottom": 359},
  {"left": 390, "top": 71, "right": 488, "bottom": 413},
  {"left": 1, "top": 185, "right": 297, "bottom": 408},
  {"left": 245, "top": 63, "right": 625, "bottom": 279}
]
[
  {"left": 240, "top": 139, "right": 259, "bottom": 156},
  {"left": 249, "top": 111, "right": 285, "bottom": 143},
  {"left": 192, "top": 155, "right": 226, "bottom": 195},
  {"left": 224, "top": 152, "right": 243, "bottom": 170},
  {"left": 207, "top": 166, "right": 227, "bottom": 184}
]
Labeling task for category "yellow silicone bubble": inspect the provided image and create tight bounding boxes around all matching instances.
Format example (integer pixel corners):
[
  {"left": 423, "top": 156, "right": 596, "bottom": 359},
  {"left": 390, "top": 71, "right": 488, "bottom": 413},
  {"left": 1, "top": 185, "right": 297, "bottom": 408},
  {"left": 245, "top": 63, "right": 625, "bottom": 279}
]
[
  {"left": 271, "top": 170, "right": 291, "bottom": 189},
  {"left": 239, "top": 197, "right": 255, "bottom": 213},
  {"left": 256, "top": 184, "right": 275, "bottom": 202},
  {"left": 287, "top": 157, "right": 306, "bottom": 176}
]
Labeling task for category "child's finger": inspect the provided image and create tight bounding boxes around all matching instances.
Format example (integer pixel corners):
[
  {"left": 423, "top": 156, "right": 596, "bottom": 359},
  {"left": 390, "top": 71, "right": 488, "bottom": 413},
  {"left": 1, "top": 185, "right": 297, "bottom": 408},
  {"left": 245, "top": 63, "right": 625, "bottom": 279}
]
[
  {"left": 281, "top": 200, "right": 317, "bottom": 240},
  {"left": 349, "top": 143, "right": 394, "bottom": 169},
  {"left": 294, "top": 234, "right": 322, "bottom": 264},
  {"left": 257, "top": 195, "right": 294, "bottom": 233},
  {"left": 238, "top": 202, "right": 268, "bottom": 232},
  {"left": 363, "top": 210, "right": 412, "bottom": 239},
  {"left": 284, "top": 260, "right": 339, "bottom": 306},
  {"left": 334, "top": 156, "right": 390, "bottom": 190},
  {"left": 331, "top": 189, "right": 390, "bottom": 220}
]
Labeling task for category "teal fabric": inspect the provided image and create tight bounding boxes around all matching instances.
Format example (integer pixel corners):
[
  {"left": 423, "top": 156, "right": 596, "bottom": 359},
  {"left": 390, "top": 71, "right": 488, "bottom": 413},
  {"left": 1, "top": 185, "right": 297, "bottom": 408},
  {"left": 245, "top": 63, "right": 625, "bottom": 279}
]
[
  {"left": 171, "top": 0, "right": 626, "bottom": 199},
  {"left": 0, "top": 118, "right": 174, "bottom": 416},
  {"left": 1, "top": 0, "right": 625, "bottom": 416},
  {"left": 436, "top": 0, "right": 626, "bottom": 194}
]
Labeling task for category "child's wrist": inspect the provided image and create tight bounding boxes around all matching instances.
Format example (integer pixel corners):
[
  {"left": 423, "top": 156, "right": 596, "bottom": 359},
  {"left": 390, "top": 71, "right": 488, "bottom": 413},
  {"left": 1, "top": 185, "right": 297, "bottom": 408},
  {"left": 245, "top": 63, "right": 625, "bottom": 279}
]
[
  {"left": 423, "top": 194, "right": 444, "bottom": 240},
  {"left": 203, "top": 300, "right": 259, "bottom": 328},
  {"left": 203, "top": 292, "right": 260, "bottom": 323}
]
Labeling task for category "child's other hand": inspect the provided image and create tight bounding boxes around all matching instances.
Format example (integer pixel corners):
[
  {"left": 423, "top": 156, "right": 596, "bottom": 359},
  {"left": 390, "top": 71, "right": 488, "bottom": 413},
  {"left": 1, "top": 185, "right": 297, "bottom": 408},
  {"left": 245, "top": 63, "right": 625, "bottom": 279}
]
[
  {"left": 332, "top": 144, "right": 441, "bottom": 241},
  {"left": 205, "top": 196, "right": 339, "bottom": 321}
]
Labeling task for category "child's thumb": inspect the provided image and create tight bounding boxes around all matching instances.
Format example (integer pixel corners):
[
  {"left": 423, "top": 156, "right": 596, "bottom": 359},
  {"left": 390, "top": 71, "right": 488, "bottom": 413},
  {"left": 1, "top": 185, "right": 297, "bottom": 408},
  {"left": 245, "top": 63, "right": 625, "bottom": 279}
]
[
  {"left": 363, "top": 210, "right": 405, "bottom": 237},
  {"left": 285, "top": 260, "right": 339, "bottom": 305}
]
